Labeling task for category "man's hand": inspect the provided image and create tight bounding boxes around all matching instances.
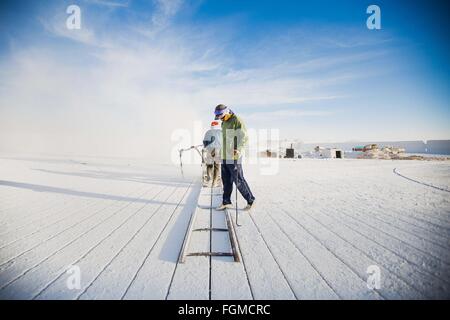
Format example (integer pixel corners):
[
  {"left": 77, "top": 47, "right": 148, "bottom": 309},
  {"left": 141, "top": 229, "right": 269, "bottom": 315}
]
[{"left": 233, "top": 149, "right": 240, "bottom": 158}]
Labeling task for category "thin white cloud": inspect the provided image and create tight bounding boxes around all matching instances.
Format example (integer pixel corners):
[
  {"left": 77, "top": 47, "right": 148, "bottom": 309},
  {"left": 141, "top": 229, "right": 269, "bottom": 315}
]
[
  {"left": 150, "top": 0, "right": 184, "bottom": 32},
  {"left": 39, "top": 13, "right": 97, "bottom": 46},
  {"left": 246, "top": 109, "right": 335, "bottom": 119}
]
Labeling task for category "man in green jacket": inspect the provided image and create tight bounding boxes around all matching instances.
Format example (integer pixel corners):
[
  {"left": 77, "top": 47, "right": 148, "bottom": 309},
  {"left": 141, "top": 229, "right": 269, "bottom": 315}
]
[{"left": 214, "top": 104, "right": 255, "bottom": 211}]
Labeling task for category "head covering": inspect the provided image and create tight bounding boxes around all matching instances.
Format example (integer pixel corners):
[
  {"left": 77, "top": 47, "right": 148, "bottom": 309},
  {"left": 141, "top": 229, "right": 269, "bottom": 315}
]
[
  {"left": 210, "top": 120, "right": 220, "bottom": 129},
  {"left": 214, "top": 104, "right": 229, "bottom": 120}
]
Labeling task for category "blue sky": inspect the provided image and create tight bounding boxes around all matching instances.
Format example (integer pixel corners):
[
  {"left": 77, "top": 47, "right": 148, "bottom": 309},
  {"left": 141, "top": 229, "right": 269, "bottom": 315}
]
[{"left": 0, "top": 0, "right": 449, "bottom": 158}]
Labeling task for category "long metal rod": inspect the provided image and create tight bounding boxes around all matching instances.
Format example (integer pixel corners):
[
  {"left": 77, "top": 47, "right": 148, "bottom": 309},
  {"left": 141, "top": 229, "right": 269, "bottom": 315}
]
[
  {"left": 233, "top": 136, "right": 241, "bottom": 227},
  {"left": 193, "top": 227, "right": 228, "bottom": 232},
  {"left": 209, "top": 163, "right": 214, "bottom": 300},
  {"left": 225, "top": 207, "right": 241, "bottom": 263},
  {"left": 188, "top": 252, "right": 234, "bottom": 257}
]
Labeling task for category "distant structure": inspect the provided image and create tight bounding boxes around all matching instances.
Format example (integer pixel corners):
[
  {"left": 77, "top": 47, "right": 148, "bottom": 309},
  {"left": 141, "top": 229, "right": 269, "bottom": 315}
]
[
  {"left": 268, "top": 139, "right": 450, "bottom": 158},
  {"left": 356, "top": 144, "right": 406, "bottom": 159},
  {"left": 327, "top": 148, "right": 344, "bottom": 159},
  {"left": 352, "top": 146, "right": 365, "bottom": 152},
  {"left": 284, "top": 144, "right": 295, "bottom": 158},
  {"left": 258, "top": 149, "right": 277, "bottom": 158},
  {"left": 303, "top": 140, "right": 450, "bottom": 155},
  {"left": 314, "top": 146, "right": 344, "bottom": 159}
]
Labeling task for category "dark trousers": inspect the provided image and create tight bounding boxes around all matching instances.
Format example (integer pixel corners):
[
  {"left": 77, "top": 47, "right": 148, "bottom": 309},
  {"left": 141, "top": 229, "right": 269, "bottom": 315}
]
[{"left": 221, "top": 160, "right": 255, "bottom": 205}]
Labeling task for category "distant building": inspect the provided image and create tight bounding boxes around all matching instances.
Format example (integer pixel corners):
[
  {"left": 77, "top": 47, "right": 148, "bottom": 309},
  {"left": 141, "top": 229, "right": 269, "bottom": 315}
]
[
  {"left": 322, "top": 148, "right": 344, "bottom": 159},
  {"left": 302, "top": 141, "right": 429, "bottom": 154},
  {"left": 352, "top": 146, "right": 365, "bottom": 152},
  {"left": 314, "top": 146, "right": 344, "bottom": 159},
  {"left": 259, "top": 149, "right": 278, "bottom": 158},
  {"left": 284, "top": 144, "right": 295, "bottom": 158}
]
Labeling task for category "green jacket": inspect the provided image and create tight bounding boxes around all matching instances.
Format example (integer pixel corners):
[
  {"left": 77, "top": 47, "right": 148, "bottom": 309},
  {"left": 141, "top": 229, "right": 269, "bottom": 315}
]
[{"left": 221, "top": 113, "right": 248, "bottom": 160}]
